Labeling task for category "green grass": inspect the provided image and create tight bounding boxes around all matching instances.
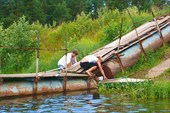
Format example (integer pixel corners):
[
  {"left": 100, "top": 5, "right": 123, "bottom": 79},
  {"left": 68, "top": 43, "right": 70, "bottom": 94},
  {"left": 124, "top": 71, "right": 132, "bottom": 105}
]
[
  {"left": 99, "top": 80, "right": 170, "bottom": 100},
  {"left": 99, "top": 43, "right": 170, "bottom": 100}
]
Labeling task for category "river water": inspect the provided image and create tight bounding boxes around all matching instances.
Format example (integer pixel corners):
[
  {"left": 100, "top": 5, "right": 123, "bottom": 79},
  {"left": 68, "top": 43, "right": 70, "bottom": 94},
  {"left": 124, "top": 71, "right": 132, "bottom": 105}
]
[{"left": 0, "top": 89, "right": 170, "bottom": 113}]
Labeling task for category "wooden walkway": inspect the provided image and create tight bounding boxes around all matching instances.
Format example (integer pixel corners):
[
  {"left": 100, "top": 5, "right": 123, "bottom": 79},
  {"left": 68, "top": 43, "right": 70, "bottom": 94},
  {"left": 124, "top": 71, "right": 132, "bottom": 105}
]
[{"left": 146, "top": 58, "right": 170, "bottom": 78}]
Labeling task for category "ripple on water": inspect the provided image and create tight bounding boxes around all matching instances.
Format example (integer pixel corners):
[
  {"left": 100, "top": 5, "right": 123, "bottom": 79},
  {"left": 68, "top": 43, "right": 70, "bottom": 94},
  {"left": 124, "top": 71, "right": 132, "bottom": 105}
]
[
  {"left": 138, "top": 108, "right": 148, "bottom": 112},
  {"left": 0, "top": 91, "right": 170, "bottom": 113},
  {"left": 69, "top": 107, "right": 95, "bottom": 113},
  {"left": 160, "top": 110, "right": 170, "bottom": 112}
]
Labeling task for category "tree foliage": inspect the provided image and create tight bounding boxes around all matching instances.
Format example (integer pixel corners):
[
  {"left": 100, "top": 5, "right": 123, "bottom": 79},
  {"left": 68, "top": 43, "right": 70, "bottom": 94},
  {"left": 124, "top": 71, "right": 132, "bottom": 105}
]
[
  {"left": 0, "top": 16, "right": 36, "bottom": 73},
  {"left": 0, "top": 0, "right": 168, "bottom": 28}
]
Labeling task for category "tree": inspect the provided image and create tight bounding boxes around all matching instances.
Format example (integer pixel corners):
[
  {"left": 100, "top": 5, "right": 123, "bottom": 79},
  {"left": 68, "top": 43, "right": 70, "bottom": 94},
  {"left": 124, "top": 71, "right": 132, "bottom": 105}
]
[
  {"left": 66, "top": 0, "right": 88, "bottom": 20},
  {"left": 0, "top": 0, "right": 46, "bottom": 27},
  {"left": 0, "top": 0, "right": 167, "bottom": 28},
  {"left": 21, "top": 0, "right": 46, "bottom": 24},
  {"left": 105, "top": 0, "right": 131, "bottom": 10},
  {"left": 0, "top": 0, "right": 20, "bottom": 28},
  {"left": 48, "top": 1, "right": 71, "bottom": 25}
]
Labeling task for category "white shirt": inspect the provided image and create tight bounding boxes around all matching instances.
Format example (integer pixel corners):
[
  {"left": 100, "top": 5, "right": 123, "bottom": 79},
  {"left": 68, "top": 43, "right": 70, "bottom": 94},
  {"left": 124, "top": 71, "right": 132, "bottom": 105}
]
[
  {"left": 58, "top": 53, "right": 77, "bottom": 67},
  {"left": 85, "top": 55, "right": 98, "bottom": 63}
]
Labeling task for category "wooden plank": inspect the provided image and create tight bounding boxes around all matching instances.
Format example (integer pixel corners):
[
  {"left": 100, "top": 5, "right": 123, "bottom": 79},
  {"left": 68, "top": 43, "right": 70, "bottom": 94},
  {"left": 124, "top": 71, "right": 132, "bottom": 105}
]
[
  {"left": 93, "top": 22, "right": 155, "bottom": 53},
  {"left": 103, "top": 23, "right": 155, "bottom": 50},
  {"left": 91, "top": 23, "right": 154, "bottom": 55},
  {"left": 116, "top": 16, "right": 169, "bottom": 46},
  {"left": 74, "top": 51, "right": 118, "bottom": 74},
  {"left": 119, "top": 22, "right": 170, "bottom": 53},
  {"left": 67, "top": 48, "right": 116, "bottom": 72},
  {"left": 96, "top": 21, "right": 169, "bottom": 68},
  {"left": 0, "top": 73, "right": 38, "bottom": 78},
  {"left": 76, "top": 69, "right": 84, "bottom": 74},
  {"left": 68, "top": 49, "right": 117, "bottom": 73},
  {"left": 102, "top": 50, "right": 117, "bottom": 61},
  {"left": 94, "top": 17, "right": 169, "bottom": 54},
  {"left": 67, "top": 48, "right": 116, "bottom": 73},
  {"left": 93, "top": 16, "right": 170, "bottom": 54},
  {"left": 60, "top": 73, "right": 88, "bottom": 77},
  {"left": 41, "top": 72, "right": 88, "bottom": 77},
  {"left": 67, "top": 62, "right": 80, "bottom": 72},
  {"left": 93, "top": 47, "right": 115, "bottom": 57}
]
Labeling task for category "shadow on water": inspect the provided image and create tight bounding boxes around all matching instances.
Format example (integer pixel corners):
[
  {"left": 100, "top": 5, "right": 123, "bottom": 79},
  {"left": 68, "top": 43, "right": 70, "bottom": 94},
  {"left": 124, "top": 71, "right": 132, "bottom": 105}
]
[
  {"left": 93, "top": 92, "right": 100, "bottom": 99},
  {"left": 0, "top": 89, "right": 170, "bottom": 113}
]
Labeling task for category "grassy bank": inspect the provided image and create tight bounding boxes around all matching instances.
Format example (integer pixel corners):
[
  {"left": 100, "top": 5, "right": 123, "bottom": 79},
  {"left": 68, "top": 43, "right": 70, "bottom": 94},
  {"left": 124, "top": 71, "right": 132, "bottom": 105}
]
[
  {"left": 99, "top": 80, "right": 170, "bottom": 100},
  {"left": 99, "top": 69, "right": 170, "bottom": 100},
  {"left": 99, "top": 43, "right": 170, "bottom": 100}
]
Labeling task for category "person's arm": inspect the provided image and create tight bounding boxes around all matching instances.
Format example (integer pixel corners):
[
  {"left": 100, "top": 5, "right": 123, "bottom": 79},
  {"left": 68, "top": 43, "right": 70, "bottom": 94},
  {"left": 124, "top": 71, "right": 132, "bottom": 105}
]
[
  {"left": 75, "top": 57, "right": 77, "bottom": 63},
  {"left": 66, "top": 53, "right": 72, "bottom": 68},
  {"left": 67, "top": 63, "right": 72, "bottom": 68},
  {"left": 96, "top": 60, "right": 107, "bottom": 80}
]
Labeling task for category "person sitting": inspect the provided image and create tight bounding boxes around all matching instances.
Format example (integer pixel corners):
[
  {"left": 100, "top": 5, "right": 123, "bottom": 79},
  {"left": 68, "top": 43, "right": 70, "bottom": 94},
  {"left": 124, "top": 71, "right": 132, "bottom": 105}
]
[
  {"left": 80, "top": 55, "right": 107, "bottom": 80},
  {"left": 58, "top": 49, "right": 78, "bottom": 70}
]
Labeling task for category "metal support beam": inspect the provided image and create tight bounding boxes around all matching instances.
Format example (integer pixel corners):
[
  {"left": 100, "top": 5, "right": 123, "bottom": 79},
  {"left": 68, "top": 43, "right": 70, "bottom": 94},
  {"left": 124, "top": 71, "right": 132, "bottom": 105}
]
[
  {"left": 63, "top": 33, "right": 68, "bottom": 93},
  {"left": 127, "top": 9, "right": 147, "bottom": 60},
  {"left": 117, "top": 18, "right": 123, "bottom": 52},
  {"left": 34, "top": 31, "right": 40, "bottom": 94},
  {"left": 116, "top": 18, "right": 125, "bottom": 71},
  {"left": 151, "top": 9, "right": 166, "bottom": 46},
  {"left": 115, "top": 53, "right": 125, "bottom": 70},
  {"left": 87, "top": 77, "right": 90, "bottom": 90}
]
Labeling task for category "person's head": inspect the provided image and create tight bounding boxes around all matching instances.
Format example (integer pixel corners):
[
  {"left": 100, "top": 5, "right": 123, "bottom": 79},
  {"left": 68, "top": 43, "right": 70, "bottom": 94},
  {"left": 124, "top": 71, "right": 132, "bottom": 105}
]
[{"left": 72, "top": 49, "right": 78, "bottom": 57}]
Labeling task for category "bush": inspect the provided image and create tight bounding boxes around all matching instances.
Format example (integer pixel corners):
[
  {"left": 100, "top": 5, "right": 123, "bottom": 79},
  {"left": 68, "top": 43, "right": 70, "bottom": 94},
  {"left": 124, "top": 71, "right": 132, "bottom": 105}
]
[{"left": 0, "top": 16, "right": 36, "bottom": 73}]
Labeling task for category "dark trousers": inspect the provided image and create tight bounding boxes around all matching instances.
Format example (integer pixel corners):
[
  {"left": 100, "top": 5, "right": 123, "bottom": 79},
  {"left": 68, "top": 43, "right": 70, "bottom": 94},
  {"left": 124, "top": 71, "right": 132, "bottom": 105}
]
[{"left": 80, "top": 62, "right": 97, "bottom": 70}]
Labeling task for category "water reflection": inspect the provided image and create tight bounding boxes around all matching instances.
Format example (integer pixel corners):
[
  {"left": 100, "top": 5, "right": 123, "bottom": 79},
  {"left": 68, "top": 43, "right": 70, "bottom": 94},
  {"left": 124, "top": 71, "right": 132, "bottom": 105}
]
[
  {"left": 0, "top": 89, "right": 170, "bottom": 113},
  {"left": 93, "top": 92, "right": 100, "bottom": 99}
]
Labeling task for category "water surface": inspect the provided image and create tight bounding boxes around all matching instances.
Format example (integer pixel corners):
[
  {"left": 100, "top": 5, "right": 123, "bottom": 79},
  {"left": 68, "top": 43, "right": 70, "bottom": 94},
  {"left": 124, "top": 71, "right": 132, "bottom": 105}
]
[{"left": 0, "top": 90, "right": 170, "bottom": 113}]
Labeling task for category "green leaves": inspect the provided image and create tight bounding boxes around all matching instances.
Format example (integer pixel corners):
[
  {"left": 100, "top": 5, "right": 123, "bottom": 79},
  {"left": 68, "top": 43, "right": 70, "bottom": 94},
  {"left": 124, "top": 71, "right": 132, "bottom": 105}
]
[
  {"left": 0, "top": 0, "right": 169, "bottom": 28},
  {"left": 0, "top": 16, "right": 36, "bottom": 73},
  {"left": 99, "top": 80, "right": 170, "bottom": 100}
]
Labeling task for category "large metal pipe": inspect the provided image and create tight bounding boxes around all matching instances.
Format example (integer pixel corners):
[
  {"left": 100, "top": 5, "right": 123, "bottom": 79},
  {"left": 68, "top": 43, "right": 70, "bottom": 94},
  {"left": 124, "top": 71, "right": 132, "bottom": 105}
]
[
  {"left": 0, "top": 78, "right": 97, "bottom": 97},
  {"left": 104, "top": 25, "right": 170, "bottom": 78}
]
